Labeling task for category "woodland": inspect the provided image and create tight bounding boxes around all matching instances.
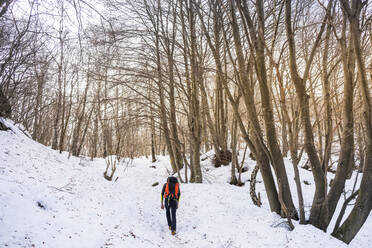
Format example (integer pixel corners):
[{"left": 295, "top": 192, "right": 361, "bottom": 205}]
[{"left": 0, "top": 0, "right": 371, "bottom": 245}]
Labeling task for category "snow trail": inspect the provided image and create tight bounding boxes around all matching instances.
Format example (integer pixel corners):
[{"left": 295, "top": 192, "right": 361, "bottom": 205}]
[{"left": 0, "top": 119, "right": 371, "bottom": 247}]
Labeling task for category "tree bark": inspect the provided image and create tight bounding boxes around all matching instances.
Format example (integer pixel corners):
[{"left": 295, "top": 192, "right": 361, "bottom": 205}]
[
  {"left": 228, "top": 0, "right": 280, "bottom": 214},
  {"left": 188, "top": 0, "right": 202, "bottom": 183},
  {"left": 321, "top": 14, "right": 333, "bottom": 178},
  {"left": 195, "top": 1, "right": 229, "bottom": 165},
  {"left": 32, "top": 60, "right": 47, "bottom": 141},
  {"left": 238, "top": 0, "right": 297, "bottom": 219},
  {"left": 0, "top": 87, "right": 11, "bottom": 118},
  {"left": 332, "top": 0, "right": 372, "bottom": 243},
  {"left": 159, "top": 1, "right": 184, "bottom": 171},
  {"left": 318, "top": 10, "right": 355, "bottom": 231},
  {"left": 230, "top": 114, "right": 238, "bottom": 185},
  {"left": 71, "top": 74, "right": 90, "bottom": 156},
  {"left": 285, "top": 0, "right": 331, "bottom": 225},
  {"left": 52, "top": 2, "right": 65, "bottom": 150},
  {"left": 150, "top": 0, "right": 177, "bottom": 173}
]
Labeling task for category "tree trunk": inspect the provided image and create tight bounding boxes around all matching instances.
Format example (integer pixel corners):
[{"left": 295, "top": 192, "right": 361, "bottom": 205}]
[
  {"left": 285, "top": 0, "right": 331, "bottom": 225},
  {"left": 195, "top": 1, "right": 229, "bottom": 165},
  {"left": 228, "top": 0, "right": 280, "bottom": 214},
  {"left": 240, "top": 0, "right": 297, "bottom": 218},
  {"left": 91, "top": 113, "right": 98, "bottom": 160},
  {"left": 77, "top": 107, "right": 94, "bottom": 156},
  {"left": 52, "top": 2, "right": 65, "bottom": 150},
  {"left": 160, "top": 2, "right": 184, "bottom": 171},
  {"left": 71, "top": 75, "right": 90, "bottom": 156},
  {"left": 0, "top": 87, "right": 11, "bottom": 118},
  {"left": 151, "top": 113, "right": 156, "bottom": 163},
  {"left": 188, "top": 0, "right": 202, "bottom": 183},
  {"left": 321, "top": 16, "right": 333, "bottom": 178},
  {"left": 230, "top": 115, "right": 238, "bottom": 185},
  {"left": 59, "top": 85, "right": 72, "bottom": 153},
  {"left": 153, "top": 2, "right": 177, "bottom": 173},
  {"left": 332, "top": 0, "right": 372, "bottom": 243},
  {"left": 318, "top": 11, "right": 355, "bottom": 231},
  {"left": 32, "top": 66, "right": 46, "bottom": 141}
]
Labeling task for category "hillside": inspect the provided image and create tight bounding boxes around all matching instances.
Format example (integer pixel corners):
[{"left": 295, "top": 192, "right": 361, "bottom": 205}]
[{"left": 0, "top": 119, "right": 371, "bottom": 248}]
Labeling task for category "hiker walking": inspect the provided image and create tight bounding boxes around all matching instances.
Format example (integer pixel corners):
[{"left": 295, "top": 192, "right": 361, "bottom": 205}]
[{"left": 161, "top": 176, "right": 181, "bottom": 235}]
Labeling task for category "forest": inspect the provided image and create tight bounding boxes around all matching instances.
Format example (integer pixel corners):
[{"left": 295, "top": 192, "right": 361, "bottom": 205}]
[{"left": 0, "top": 0, "right": 371, "bottom": 245}]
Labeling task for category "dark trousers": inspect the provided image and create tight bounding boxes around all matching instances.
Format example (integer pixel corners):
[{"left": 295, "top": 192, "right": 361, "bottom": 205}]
[{"left": 165, "top": 198, "right": 177, "bottom": 231}]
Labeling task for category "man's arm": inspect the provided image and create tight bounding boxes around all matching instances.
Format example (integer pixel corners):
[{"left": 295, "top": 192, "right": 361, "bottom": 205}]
[
  {"left": 177, "top": 186, "right": 181, "bottom": 208},
  {"left": 161, "top": 184, "right": 166, "bottom": 209}
]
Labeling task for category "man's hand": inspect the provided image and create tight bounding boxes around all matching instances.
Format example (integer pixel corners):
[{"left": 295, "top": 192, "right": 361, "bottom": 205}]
[{"left": 161, "top": 203, "right": 164, "bottom": 210}]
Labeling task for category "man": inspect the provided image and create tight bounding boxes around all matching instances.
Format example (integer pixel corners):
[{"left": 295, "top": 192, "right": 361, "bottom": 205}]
[{"left": 161, "top": 176, "right": 181, "bottom": 235}]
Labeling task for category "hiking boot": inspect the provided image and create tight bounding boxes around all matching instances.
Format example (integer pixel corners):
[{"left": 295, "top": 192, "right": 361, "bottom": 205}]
[{"left": 171, "top": 230, "right": 176, "bottom": 235}]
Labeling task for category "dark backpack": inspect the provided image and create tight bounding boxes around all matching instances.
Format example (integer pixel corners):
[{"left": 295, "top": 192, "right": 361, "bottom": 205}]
[{"left": 165, "top": 176, "right": 179, "bottom": 200}]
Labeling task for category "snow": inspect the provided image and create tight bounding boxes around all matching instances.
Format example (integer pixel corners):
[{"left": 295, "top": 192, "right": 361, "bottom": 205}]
[{"left": 0, "top": 118, "right": 371, "bottom": 248}]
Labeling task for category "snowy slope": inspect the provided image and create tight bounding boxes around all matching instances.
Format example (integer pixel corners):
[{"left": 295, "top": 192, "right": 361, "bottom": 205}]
[{"left": 0, "top": 118, "right": 371, "bottom": 248}]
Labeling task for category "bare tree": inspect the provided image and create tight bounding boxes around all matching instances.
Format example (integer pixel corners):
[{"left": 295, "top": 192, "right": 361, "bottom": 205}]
[{"left": 332, "top": 0, "right": 372, "bottom": 243}]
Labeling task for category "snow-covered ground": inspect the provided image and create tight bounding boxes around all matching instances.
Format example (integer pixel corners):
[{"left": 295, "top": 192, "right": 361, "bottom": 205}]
[{"left": 0, "top": 118, "right": 371, "bottom": 248}]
